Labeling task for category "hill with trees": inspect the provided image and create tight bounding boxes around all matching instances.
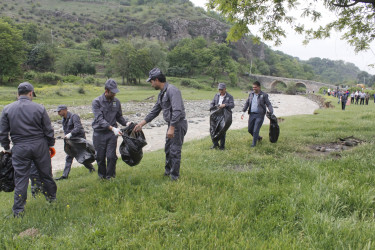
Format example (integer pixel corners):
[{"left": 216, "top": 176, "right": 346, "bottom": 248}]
[{"left": 0, "top": 0, "right": 373, "bottom": 87}]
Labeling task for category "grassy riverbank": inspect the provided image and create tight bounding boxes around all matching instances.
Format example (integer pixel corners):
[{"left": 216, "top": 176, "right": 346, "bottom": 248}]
[{"left": 1, "top": 96, "right": 375, "bottom": 248}]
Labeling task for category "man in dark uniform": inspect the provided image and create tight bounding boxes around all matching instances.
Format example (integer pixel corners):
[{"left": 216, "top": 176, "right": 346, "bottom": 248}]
[
  {"left": 0, "top": 82, "right": 57, "bottom": 217},
  {"left": 241, "top": 81, "right": 274, "bottom": 147},
  {"left": 341, "top": 92, "right": 348, "bottom": 110},
  {"left": 55, "top": 105, "right": 95, "bottom": 180},
  {"left": 210, "top": 83, "right": 234, "bottom": 150},
  {"left": 92, "top": 79, "right": 129, "bottom": 180},
  {"left": 134, "top": 68, "right": 188, "bottom": 181}
]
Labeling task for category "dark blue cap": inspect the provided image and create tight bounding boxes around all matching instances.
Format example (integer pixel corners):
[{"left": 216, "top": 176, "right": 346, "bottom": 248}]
[
  {"left": 147, "top": 68, "right": 162, "bottom": 82},
  {"left": 218, "top": 83, "right": 226, "bottom": 89},
  {"left": 55, "top": 105, "right": 67, "bottom": 112},
  {"left": 105, "top": 79, "right": 119, "bottom": 93},
  {"left": 18, "top": 82, "right": 36, "bottom": 97}
]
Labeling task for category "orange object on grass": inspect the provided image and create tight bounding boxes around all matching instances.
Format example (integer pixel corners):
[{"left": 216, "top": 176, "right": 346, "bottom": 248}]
[{"left": 49, "top": 147, "right": 56, "bottom": 158}]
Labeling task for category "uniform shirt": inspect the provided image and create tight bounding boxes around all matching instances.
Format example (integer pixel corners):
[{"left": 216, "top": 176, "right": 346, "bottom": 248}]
[
  {"left": 218, "top": 94, "right": 226, "bottom": 105},
  {"left": 0, "top": 96, "right": 55, "bottom": 149},
  {"left": 250, "top": 94, "right": 259, "bottom": 113},
  {"left": 92, "top": 93, "right": 128, "bottom": 132},
  {"left": 360, "top": 92, "right": 366, "bottom": 98},
  {"left": 210, "top": 92, "right": 235, "bottom": 112},
  {"left": 62, "top": 111, "right": 85, "bottom": 138},
  {"left": 145, "top": 82, "right": 186, "bottom": 126}
]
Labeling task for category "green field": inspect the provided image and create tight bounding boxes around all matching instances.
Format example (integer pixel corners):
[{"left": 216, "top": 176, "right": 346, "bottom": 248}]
[{"left": 1, "top": 94, "right": 375, "bottom": 248}]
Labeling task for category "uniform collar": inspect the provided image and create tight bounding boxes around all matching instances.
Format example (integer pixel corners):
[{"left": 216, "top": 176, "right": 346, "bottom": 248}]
[
  {"left": 18, "top": 96, "right": 31, "bottom": 101},
  {"left": 161, "top": 82, "right": 169, "bottom": 94},
  {"left": 63, "top": 111, "right": 72, "bottom": 122}
]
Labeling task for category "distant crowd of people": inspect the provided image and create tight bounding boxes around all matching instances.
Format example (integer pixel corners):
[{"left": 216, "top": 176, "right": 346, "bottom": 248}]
[{"left": 323, "top": 88, "right": 374, "bottom": 110}]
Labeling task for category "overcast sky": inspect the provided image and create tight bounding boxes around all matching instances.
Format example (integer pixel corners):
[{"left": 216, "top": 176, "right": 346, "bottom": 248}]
[{"left": 190, "top": 0, "right": 375, "bottom": 76}]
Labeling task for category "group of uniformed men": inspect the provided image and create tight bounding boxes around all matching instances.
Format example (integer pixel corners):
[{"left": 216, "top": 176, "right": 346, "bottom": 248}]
[{"left": 0, "top": 68, "right": 273, "bottom": 217}]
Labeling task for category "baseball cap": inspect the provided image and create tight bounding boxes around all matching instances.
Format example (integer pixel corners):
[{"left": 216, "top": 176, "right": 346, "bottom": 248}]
[
  {"left": 146, "top": 68, "right": 162, "bottom": 82},
  {"left": 18, "top": 82, "right": 36, "bottom": 97},
  {"left": 55, "top": 105, "right": 67, "bottom": 112},
  {"left": 105, "top": 79, "right": 119, "bottom": 93},
  {"left": 218, "top": 83, "right": 226, "bottom": 89}
]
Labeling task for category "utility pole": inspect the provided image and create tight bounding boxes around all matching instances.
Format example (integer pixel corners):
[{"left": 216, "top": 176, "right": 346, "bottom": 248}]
[{"left": 249, "top": 59, "right": 252, "bottom": 75}]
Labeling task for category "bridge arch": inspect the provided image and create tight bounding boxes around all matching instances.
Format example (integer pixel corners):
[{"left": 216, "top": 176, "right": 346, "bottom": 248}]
[
  {"left": 295, "top": 82, "right": 307, "bottom": 93},
  {"left": 270, "top": 80, "right": 287, "bottom": 92}
]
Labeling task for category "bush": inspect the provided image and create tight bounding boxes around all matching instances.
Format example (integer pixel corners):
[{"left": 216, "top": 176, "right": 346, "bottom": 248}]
[
  {"left": 62, "top": 75, "right": 81, "bottom": 84},
  {"left": 180, "top": 79, "right": 210, "bottom": 90},
  {"left": 285, "top": 83, "right": 296, "bottom": 95},
  {"left": 83, "top": 76, "right": 95, "bottom": 84},
  {"left": 78, "top": 86, "right": 85, "bottom": 94},
  {"left": 24, "top": 71, "right": 37, "bottom": 80},
  {"left": 37, "top": 72, "right": 62, "bottom": 85}
]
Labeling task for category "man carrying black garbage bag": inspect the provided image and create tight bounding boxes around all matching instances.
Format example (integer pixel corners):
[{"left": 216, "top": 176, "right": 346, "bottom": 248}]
[
  {"left": 134, "top": 68, "right": 188, "bottom": 181},
  {"left": 92, "top": 79, "right": 131, "bottom": 180},
  {"left": 241, "top": 81, "right": 274, "bottom": 147},
  {"left": 0, "top": 82, "right": 57, "bottom": 217},
  {"left": 209, "top": 83, "right": 234, "bottom": 150},
  {"left": 54, "top": 105, "right": 95, "bottom": 181}
]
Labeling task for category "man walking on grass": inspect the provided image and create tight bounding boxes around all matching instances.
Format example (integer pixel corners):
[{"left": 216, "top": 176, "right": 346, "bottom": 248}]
[
  {"left": 134, "top": 68, "right": 188, "bottom": 181},
  {"left": 55, "top": 105, "right": 95, "bottom": 180},
  {"left": 241, "top": 81, "right": 274, "bottom": 147},
  {"left": 92, "top": 79, "right": 130, "bottom": 180},
  {"left": 210, "top": 83, "right": 234, "bottom": 150},
  {"left": 0, "top": 82, "right": 57, "bottom": 217}
]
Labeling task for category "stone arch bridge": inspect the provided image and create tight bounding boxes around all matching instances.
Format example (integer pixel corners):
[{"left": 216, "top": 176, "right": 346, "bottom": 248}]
[{"left": 248, "top": 74, "right": 336, "bottom": 93}]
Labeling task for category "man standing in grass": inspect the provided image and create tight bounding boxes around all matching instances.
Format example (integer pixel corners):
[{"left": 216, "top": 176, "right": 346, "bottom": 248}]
[
  {"left": 55, "top": 105, "right": 95, "bottom": 181},
  {"left": 92, "top": 79, "right": 130, "bottom": 180},
  {"left": 241, "top": 81, "right": 274, "bottom": 147},
  {"left": 210, "top": 83, "right": 234, "bottom": 150},
  {"left": 0, "top": 82, "right": 57, "bottom": 217},
  {"left": 134, "top": 68, "right": 188, "bottom": 181}
]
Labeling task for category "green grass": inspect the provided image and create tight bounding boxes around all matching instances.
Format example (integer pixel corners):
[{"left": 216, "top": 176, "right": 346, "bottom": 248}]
[{"left": 1, "top": 96, "right": 375, "bottom": 248}]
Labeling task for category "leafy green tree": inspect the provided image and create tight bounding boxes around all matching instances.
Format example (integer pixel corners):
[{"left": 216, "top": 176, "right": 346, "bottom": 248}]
[
  {"left": 26, "top": 43, "right": 56, "bottom": 72},
  {"left": 0, "top": 19, "right": 25, "bottom": 84},
  {"left": 56, "top": 54, "right": 96, "bottom": 76},
  {"left": 208, "top": 0, "right": 375, "bottom": 52},
  {"left": 22, "top": 23, "right": 39, "bottom": 44}
]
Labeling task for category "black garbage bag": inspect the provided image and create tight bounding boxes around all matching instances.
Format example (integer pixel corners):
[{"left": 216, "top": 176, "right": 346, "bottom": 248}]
[
  {"left": 0, "top": 152, "right": 15, "bottom": 192},
  {"left": 119, "top": 123, "right": 147, "bottom": 167},
  {"left": 266, "top": 112, "right": 280, "bottom": 143},
  {"left": 210, "top": 106, "right": 232, "bottom": 141},
  {"left": 64, "top": 138, "right": 96, "bottom": 165}
]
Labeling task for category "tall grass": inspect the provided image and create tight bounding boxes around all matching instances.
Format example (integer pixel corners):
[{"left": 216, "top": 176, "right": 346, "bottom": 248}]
[{"left": 1, "top": 97, "right": 375, "bottom": 248}]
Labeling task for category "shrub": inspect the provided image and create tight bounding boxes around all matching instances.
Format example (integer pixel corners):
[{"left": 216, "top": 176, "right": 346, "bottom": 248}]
[
  {"left": 285, "top": 83, "right": 297, "bottom": 95},
  {"left": 180, "top": 79, "right": 210, "bottom": 90},
  {"left": 24, "top": 70, "right": 37, "bottom": 80},
  {"left": 83, "top": 76, "right": 95, "bottom": 84},
  {"left": 62, "top": 75, "right": 81, "bottom": 84},
  {"left": 78, "top": 86, "right": 85, "bottom": 94},
  {"left": 37, "top": 72, "right": 62, "bottom": 85}
]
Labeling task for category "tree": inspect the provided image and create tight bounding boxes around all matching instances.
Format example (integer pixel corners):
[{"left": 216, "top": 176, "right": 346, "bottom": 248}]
[
  {"left": 26, "top": 43, "right": 56, "bottom": 72},
  {"left": 208, "top": 0, "right": 375, "bottom": 52},
  {"left": 0, "top": 19, "right": 26, "bottom": 83},
  {"left": 56, "top": 54, "right": 96, "bottom": 76}
]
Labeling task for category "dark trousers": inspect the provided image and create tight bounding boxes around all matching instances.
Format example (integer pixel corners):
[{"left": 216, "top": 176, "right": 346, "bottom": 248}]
[
  {"left": 342, "top": 101, "right": 346, "bottom": 110},
  {"left": 12, "top": 140, "right": 57, "bottom": 215},
  {"left": 213, "top": 133, "right": 226, "bottom": 149},
  {"left": 30, "top": 162, "right": 43, "bottom": 197},
  {"left": 248, "top": 113, "right": 264, "bottom": 146},
  {"left": 93, "top": 131, "right": 118, "bottom": 179},
  {"left": 164, "top": 119, "right": 188, "bottom": 179},
  {"left": 62, "top": 155, "right": 94, "bottom": 177},
  {"left": 350, "top": 97, "right": 354, "bottom": 104},
  {"left": 355, "top": 97, "right": 359, "bottom": 104},
  {"left": 360, "top": 98, "right": 365, "bottom": 105}
]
